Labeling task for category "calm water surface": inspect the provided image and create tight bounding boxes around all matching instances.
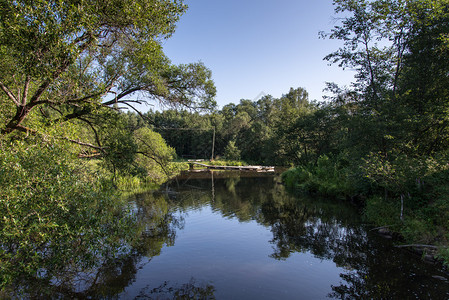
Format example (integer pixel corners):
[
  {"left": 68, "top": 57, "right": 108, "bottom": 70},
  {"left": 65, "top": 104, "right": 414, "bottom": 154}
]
[{"left": 116, "top": 171, "right": 449, "bottom": 299}]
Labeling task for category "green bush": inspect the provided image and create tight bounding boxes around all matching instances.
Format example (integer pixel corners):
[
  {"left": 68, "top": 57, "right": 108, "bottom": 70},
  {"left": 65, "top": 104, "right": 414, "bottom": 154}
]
[
  {"left": 207, "top": 160, "right": 246, "bottom": 166},
  {"left": 281, "top": 168, "right": 303, "bottom": 189},
  {"left": 133, "top": 127, "right": 178, "bottom": 183},
  {"left": 362, "top": 153, "right": 449, "bottom": 264},
  {"left": 0, "top": 138, "right": 136, "bottom": 292},
  {"left": 364, "top": 196, "right": 402, "bottom": 230},
  {"left": 282, "top": 155, "right": 354, "bottom": 199},
  {"left": 437, "top": 247, "right": 449, "bottom": 266},
  {"left": 224, "top": 140, "right": 241, "bottom": 161}
]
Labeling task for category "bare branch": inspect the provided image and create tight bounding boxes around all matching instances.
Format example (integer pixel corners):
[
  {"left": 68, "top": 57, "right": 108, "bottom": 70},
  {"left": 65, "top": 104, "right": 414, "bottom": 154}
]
[
  {"left": 60, "top": 137, "right": 106, "bottom": 153},
  {"left": 78, "top": 117, "right": 102, "bottom": 148},
  {"left": 15, "top": 125, "right": 34, "bottom": 134},
  {"left": 102, "top": 86, "right": 145, "bottom": 106},
  {"left": 66, "top": 91, "right": 105, "bottom": 104},
  {"left": 51, "top": 108, "right": 91, "bottom": 124},
  {"left": 48, "top": 104, "right": 65, "bottom": 116},
  {"left": 78, "top": 153, "right": 102, "bottom": 159},
  {"left": 136, "top": 151, "right": 170, "bottom": 176},
  {"left": 0, "top": 80, "right": 20, "bottom": 106},
  {"left": 120, "top": 102, "right": 151, "bottom": 121},
  {"left": 22, "top": 76, "right": 30, "bottom": 106}
]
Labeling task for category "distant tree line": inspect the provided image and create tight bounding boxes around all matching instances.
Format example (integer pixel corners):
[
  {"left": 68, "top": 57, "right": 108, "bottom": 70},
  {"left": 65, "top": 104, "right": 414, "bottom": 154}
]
[{"left": 143, "top": 87, "right": 313, "bottom": 165}]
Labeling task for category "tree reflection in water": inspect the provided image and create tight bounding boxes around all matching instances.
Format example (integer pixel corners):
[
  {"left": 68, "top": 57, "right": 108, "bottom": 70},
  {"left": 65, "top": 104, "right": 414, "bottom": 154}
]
[
  {"left": 7, "top": 190, "right": 189, "bottom": 298},
  {"left": 136, "top": 278, "right": 215, "bottom": 299},
  {"left": 166, "top": 171, "right": 449, "bottom": 299},
  {"left": 9, "top": 171, "right": 448, "bottom": 298}
]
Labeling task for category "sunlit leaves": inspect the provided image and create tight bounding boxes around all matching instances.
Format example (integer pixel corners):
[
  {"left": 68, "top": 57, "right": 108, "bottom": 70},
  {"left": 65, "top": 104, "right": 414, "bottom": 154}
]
[
  {"left": 0, "top": 138, "right": 136, "bottom": 290},
  {"left": 0, "top": 0, "right": 215, "bottom": 138},
  {"left": 134, "top": 127, "right": 178, "bottom": 183}
]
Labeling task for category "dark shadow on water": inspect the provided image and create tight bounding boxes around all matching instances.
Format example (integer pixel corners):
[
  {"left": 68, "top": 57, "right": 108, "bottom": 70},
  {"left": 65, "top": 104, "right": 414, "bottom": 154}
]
[{"left": 136, "top": 278, "right": 216, "bottom": 299}]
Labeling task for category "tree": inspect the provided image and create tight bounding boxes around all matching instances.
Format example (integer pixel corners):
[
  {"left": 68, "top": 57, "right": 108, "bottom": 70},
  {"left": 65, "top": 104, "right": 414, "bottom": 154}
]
[
  {"left": 0, "top": 138, "right": 136, "bottom": 291},
  {"left": 314, "top": 0, "right": 449, "bottom": 261},
  {"left": 0, "top": 0, "right": 216, "bottom": 141},
  {"left": 321, "top": 0, "right": 449, "bottom": 157},
  {"left": 270, "top": 87, "right": 314, "bottom": 165},
  {"left": 323, "top": 0, "right": 411, "bottom": 99},
  {"left": 0, "top": 1, "right": 217, "bottom": 291},
  {"left": 395, "top": 1, "right": 449, "bottom": 155},
  {"left": 224, "top": 140, "right": 241, "bottom": 161},
  {"left": 134, "top": 127, "right": 177, "bottom": 182}
]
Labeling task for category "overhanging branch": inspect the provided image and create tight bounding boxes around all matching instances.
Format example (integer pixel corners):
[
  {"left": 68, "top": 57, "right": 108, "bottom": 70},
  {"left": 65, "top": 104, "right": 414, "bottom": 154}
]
[
  {"left": 59, "top": 137, "right": 106, "bottom": 153},
  {"left": 0, "top": 80, "right": 20, "bottom": 106}
]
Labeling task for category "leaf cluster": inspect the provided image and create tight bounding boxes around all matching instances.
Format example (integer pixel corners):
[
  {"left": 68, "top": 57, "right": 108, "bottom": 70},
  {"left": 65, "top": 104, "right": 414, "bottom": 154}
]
[{"left": 0, "top": 137, "right": 136, "bottom": 291}]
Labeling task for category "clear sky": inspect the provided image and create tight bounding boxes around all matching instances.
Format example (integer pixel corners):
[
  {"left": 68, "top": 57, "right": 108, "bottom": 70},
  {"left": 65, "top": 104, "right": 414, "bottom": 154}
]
[{"left": 162, "top": 0, "right": 355, "bottom": 108}]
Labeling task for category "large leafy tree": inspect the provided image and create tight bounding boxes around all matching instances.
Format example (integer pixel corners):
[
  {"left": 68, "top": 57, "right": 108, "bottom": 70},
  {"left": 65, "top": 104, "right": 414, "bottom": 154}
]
[
  {"left": 309, "top": 0, "right": 449, "bottom": 260},
  {"left": 323, "top": 0, "right": 412, "bottom": 100},
  {"left": 0, "top": 0, "right": 216, "bottom": 141},
  {"left": 322, "top": 0, "right": 449, "bottom": 156},
  {"left": 0, "top": 1, "right": 217, "bottom": 290},
  {"left": 396, "top": 0, "right": 449, "bottom": 154}
]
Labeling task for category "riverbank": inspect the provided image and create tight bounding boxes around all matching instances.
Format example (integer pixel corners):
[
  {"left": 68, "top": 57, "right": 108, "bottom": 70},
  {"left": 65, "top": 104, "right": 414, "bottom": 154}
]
[{"left": 281, "top": 155, "right": 449, "bottom": 267}]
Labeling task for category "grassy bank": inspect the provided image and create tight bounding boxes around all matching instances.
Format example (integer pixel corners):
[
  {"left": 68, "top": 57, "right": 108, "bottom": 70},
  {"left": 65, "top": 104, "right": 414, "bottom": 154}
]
[
  {"left": 174, "top": 159, "right": 247, "bottom": 168},
  {"left": 282, "top": 154, "right": 449, "bottom": 266}
]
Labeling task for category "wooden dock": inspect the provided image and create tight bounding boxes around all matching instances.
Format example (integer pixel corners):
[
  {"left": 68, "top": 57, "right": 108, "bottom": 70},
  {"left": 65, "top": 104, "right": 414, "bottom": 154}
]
[{"left": 188, "top": 162, "right": 275, "bottom": 172}]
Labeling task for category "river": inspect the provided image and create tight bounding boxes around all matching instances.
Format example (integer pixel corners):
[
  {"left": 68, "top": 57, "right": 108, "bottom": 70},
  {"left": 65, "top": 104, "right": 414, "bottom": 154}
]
[
  {"left": 15, "top": 170, "right": 449, "bottom": 298},
  {"left": 116, "top": 170, "right": 448, "bottom": 299}
]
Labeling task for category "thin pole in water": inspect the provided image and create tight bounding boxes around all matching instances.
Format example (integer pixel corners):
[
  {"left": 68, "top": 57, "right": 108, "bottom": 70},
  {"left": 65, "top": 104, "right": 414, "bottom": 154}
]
[{"left": 211, "top": 126, "right": 215, "bottom": 160}]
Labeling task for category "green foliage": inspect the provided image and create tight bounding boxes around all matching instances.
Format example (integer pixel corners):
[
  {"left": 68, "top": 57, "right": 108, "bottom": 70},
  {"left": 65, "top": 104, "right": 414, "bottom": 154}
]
[
  {"left": 115, "top": 175, "right": 160, "bottom": 195},
  {"left": 146, "top": 87, "right": 315, "bottom": 165},
  {"left": 103, "top": 127, "right": 138, "bottom": 176},
  {"left": 0, "top": 138, "right": 136, "bottom": 291},
  {"left": 437, "top": 247, "right": 449, "bottom": 267},
  {"left": 0, "top": 0, "right": 216, "bottom": 156},
  {"left": 281, "top": 168, "right": 303, "bottom": 189},
  {"left": 361, "top": 152, "right": 449, "bottom": 261},
  {"left": 223, "top": 140, "right": 241, "bottom": 161},
  {"left": 300, "top": 0, "right": 449, "bottom": 262},
  {"left": 76, "top": 112, "right": 182, "bottom": 185},
  {"left": 361, "top": 152, "right": 427, "bottom": 197},
  {"left": 364, "top": 196, "right": 402, "bottom": 230},
  {"left": 282, "top": 155, "right": 354, "bottom": 199},
  {"left": 206, "top": 160, "right": 246, "bottom": 167},
  {"left": 0, "top": 6, "right": 216, "bottom": 288},
  {"left": 134, "top": 127, "right": 178, "bottom": 184},
  {"left": 0, "top": 0, "right": 447, "bottom": 279}
]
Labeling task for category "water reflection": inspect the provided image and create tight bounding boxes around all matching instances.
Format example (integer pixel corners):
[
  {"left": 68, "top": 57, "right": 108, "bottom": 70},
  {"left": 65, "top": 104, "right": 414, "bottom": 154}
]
[
  {"left": 135, "top": 278, "right": 215, "bottom": 299},
  {"left": 130, "top": 191, "right": 184, "bottom": 257},
  {"left": 5, "top": 190, "right": 185, "bottom": 298},
  {"left": 163, "top": 171, "right": 449, "bottom": 299},
  {"left": 9, "top": 171, "right": 449, "bottom": 298}
]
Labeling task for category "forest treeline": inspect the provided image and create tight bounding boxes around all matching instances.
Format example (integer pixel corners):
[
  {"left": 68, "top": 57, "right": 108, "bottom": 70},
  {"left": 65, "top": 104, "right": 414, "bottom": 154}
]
[
  {"left": 1, "top": 0, "right": 449, "bottom": 294},
  {"left": 143, "top": 86, "right": 312, "bottom": 165}
]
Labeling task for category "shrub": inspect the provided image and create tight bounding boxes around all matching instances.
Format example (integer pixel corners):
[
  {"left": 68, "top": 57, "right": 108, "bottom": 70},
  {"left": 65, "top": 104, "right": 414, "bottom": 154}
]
[
  {"left": 224, "top": 140, "right": 241, "bottom": 161},
  {"left": 282, "top": 155, "right": 354, "bottom": 199},
  {"left": 0, "top": 138, "right": 135, "bottom": 292}
]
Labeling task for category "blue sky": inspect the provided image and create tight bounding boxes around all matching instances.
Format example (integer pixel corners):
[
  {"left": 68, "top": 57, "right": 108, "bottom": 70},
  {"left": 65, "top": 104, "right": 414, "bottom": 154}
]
[{"left": 162, "top": 0, "right": 355, "bottom": 108}]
